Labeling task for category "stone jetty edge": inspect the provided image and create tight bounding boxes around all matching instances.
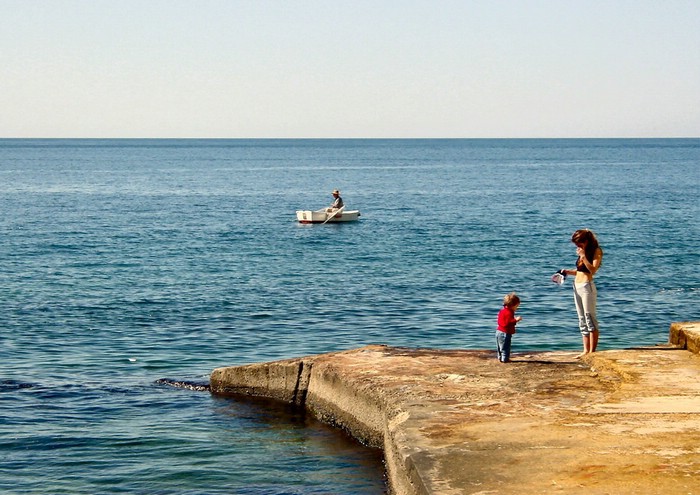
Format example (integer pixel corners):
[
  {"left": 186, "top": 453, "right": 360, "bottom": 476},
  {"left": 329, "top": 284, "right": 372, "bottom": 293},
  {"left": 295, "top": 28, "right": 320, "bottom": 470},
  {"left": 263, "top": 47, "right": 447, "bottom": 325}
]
[
  {"left": 209, "top": 321, "right": 700, "bottom": 495},
  {"left": 669, "top": 320, "right": 700, "bottom": 354}
]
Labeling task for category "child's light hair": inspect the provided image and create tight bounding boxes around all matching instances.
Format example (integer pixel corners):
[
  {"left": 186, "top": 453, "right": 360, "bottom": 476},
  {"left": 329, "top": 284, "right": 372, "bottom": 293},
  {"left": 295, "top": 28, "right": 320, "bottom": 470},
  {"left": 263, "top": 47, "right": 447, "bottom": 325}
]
[{"left": 503, "top": 292, "right": 521, "bottom": 308}]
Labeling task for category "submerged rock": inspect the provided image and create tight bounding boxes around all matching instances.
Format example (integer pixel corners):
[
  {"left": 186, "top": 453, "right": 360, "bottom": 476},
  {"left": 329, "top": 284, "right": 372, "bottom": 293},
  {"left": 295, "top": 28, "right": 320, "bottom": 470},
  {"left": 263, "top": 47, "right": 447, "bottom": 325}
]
[{"left": 156, "top": 378, "right": 210, "bottom": 392}]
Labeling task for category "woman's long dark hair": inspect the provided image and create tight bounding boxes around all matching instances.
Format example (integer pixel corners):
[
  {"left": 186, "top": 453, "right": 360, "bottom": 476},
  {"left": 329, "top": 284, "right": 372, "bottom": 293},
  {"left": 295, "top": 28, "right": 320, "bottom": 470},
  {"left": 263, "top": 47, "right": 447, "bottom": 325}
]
[{"left": 571, "top": 229, "right": 601, "bottom": 262}]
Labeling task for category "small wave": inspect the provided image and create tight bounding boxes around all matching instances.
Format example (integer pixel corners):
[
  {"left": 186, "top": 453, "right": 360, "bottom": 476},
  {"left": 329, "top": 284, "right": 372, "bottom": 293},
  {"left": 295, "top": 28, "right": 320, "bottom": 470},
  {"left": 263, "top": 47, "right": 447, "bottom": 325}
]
[
  {"left": 249, "top": 313, "right": 273, "bottom": 319},
  {"left": 0, "top": 379, "right": 35, "bottom": 391},
  {"left": 657, "top": 287, "right": 700, "bottom": 295},
  {"left": 155, "top": 378, "right": 210, "bottom": 392}
]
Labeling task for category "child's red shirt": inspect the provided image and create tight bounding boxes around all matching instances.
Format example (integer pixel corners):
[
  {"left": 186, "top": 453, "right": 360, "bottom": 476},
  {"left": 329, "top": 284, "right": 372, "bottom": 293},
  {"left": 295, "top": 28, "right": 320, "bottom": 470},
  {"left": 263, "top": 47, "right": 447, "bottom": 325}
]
[{"left": 497, "top": 306, "right": 518, "bottom": 334}]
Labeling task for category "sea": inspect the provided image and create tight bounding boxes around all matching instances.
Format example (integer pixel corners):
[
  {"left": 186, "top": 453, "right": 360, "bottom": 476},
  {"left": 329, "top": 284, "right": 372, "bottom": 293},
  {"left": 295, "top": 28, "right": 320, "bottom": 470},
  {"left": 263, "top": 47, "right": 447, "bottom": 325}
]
[{"left": 1, "top": 138, "right": 698, "bottom": 494}]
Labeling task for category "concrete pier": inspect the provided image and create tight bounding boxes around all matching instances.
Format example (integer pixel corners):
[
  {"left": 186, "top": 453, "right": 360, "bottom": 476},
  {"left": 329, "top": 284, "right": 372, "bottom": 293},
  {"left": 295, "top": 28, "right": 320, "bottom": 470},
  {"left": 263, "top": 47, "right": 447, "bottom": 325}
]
[{"left": 210, "top": 322, "right": 700, "bottom": 494}]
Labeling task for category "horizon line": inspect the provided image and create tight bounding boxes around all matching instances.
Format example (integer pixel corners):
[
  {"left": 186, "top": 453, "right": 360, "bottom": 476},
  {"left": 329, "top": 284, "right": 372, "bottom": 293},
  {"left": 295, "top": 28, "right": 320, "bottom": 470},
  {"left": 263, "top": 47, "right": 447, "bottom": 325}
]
[{"left": 1, "top": 136, "right": 699, "bottom": 140}]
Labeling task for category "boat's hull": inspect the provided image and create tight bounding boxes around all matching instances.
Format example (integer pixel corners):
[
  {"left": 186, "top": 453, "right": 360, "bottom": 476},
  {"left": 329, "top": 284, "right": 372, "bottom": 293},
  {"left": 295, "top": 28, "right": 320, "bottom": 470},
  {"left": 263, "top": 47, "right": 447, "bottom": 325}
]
[{"left": 296, "top": 210, "right": 360, "bottom": 224}]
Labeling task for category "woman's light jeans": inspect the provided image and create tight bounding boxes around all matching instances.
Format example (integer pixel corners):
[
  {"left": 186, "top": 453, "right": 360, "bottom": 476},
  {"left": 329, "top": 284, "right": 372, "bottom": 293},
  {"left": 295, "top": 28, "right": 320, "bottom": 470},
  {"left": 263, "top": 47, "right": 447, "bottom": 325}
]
[{"left": 573, "top": 281, "right": 598, "bottom": 336}]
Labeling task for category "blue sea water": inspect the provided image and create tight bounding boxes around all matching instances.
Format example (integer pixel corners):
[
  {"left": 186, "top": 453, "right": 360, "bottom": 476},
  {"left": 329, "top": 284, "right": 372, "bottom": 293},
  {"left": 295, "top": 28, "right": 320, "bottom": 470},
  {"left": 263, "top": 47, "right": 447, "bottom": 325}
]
[{"left": 1, "top": 138, "right": 698, "bottom": 494}]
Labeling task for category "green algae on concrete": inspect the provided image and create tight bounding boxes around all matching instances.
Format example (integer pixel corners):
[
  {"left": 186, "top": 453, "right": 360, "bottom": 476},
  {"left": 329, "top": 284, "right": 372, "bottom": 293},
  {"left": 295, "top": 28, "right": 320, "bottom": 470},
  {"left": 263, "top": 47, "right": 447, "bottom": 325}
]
[{"left": 210, "top": 322, "right": 700, "bottom": 495}]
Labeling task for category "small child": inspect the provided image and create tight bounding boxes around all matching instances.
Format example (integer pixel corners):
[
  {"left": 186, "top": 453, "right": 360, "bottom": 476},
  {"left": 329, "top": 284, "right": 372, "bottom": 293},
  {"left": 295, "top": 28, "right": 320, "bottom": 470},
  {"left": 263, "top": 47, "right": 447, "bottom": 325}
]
[{"left": 496, "top": 292, "right": 523, "bottom": 363}]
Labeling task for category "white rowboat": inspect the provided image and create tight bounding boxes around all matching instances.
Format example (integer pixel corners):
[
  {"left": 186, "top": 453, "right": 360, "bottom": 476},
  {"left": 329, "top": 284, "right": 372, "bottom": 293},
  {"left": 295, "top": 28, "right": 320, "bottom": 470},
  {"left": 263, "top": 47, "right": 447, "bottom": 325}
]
[{"left": 296, "top": 209, "right": 361, "bottom": 224}]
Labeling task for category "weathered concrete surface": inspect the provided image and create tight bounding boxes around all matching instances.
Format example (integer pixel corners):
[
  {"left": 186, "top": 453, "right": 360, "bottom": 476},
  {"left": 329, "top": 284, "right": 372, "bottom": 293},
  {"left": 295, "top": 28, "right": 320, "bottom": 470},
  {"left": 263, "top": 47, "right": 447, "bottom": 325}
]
[
  {"left": 670, "top": 320, "right": 700, "bottom": 354},
  {"left": 210, "top": 322, "right": 700, "bottom": 495}
]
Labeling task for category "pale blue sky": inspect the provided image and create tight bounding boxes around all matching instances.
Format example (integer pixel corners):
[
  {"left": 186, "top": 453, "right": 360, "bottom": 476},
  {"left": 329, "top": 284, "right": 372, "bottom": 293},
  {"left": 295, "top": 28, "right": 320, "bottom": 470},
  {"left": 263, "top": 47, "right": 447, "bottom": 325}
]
[{"left": 1, "top": 0, "right": 699, "bottom": 138}]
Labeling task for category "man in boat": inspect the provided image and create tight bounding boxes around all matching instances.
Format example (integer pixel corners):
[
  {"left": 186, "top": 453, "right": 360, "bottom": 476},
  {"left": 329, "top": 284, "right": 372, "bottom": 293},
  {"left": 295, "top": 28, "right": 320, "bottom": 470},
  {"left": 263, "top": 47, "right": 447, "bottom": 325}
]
[{"left": 327, "top": 189, "right": 344, "bottom": 212}]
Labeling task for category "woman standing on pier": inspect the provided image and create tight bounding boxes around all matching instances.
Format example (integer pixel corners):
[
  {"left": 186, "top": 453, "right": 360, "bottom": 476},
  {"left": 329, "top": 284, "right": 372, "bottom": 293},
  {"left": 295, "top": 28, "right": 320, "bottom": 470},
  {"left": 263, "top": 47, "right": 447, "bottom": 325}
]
[{"left": 559, "top": 229, "right": 603, "bottom": 358}]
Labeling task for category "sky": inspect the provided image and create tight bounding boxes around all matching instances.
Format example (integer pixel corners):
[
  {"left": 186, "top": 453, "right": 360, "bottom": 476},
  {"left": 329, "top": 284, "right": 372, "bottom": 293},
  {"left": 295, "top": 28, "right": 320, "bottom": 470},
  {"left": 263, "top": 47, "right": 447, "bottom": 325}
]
[{"left": 1, "top": 0, "right": 699, "bottom": 138}]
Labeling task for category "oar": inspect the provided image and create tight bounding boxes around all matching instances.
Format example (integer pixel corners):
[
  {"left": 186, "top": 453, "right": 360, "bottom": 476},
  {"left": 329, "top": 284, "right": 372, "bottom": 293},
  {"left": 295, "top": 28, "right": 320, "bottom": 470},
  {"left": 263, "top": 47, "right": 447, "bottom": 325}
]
[{"left": 322, "top": 205, "right": 345, "bottom": 224}]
